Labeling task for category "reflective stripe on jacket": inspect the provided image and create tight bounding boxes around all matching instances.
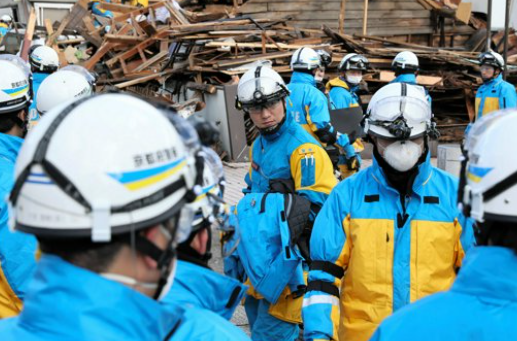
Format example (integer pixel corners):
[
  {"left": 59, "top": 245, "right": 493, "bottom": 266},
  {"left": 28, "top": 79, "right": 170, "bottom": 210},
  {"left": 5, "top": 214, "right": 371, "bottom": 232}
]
[
  {"left": 303, "top": 153, "right": 475, "bottom": 341},
  {"left": 475, "top": 73, "right": 517, "bottom": 118},
  {"left": 370, "top": 246, "right": 517, "bottom": 341}
]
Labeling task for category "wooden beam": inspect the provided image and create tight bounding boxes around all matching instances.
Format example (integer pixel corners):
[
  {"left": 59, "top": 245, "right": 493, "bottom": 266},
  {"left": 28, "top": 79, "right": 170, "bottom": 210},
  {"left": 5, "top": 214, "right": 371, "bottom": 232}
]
[
  {"left": 20, "top": 9, "right": 36, "bottom": 61},
  {"left": 362, "top": 0, "right": 369, "bottom": 38},
  {"left": 339, "top": 0, "right": 347, "bottom": 34},
  {"left": 83, "top": 43, "right": 113, "bottom": 70}
]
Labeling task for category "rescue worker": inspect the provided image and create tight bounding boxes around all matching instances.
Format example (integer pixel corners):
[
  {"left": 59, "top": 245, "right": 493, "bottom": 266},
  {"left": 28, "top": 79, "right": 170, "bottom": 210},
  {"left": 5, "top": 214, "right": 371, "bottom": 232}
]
[
  {"left": 0, "top": 15, "right": 12, "bottom": 38},
  {"left": 302, "top": 83, "right": 475, "bottom": 341},
  {"left": 315, "top": 50, "right": 332, "bottom": 94},
  {"left": 0, "top": 92, "right": 217, "bottom": 340},
  {"left": 475, "top": 51, "right": 517, "bottom": 118},
  {"left": 326, "top": 53, "right": 369, "bottom": 179},
  {"left": 287, "top": 47, "right": 337, "bottom": 146},
  {"left": 28, "top": 45, "right": 59, "bottom": 129},
  {"left": 0, "top": 55, "right": 36, "bottom": 318},
  {"left": 161, "top": 112, "right": 250, "bottom": 340},
  {"left": 390, "top": 51, "right": 432, "bottom": 107},
  {"left": 32, "top": 69, "right": 94, "bottom": 128},
  {"left": 371, "top": 109, "right": 517, "bottom": 341},
  {"left": 236, "top": 64, "right": 337, "bottom": 340},
  {"left": 327, "top": 53, "right": 368, "bottom": 110}
]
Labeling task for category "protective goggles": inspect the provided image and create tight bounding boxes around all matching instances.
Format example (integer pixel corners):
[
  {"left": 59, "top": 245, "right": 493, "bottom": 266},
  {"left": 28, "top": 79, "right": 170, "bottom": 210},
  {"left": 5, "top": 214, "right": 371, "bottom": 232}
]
[{"left": 348, "top": 55, "right": 369, "bottom": 69}]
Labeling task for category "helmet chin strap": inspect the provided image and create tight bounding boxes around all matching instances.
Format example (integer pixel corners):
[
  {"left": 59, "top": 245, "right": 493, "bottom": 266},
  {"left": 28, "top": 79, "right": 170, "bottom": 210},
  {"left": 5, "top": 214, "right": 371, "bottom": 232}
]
[{"left": 100, "top": 273, "right": 159, "bottom": 290}]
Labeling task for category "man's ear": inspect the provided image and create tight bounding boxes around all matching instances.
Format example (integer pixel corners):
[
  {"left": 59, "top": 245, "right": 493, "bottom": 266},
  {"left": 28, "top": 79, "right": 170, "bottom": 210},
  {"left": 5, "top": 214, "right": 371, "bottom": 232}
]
[{"left": 190, "top": 229, "right": 208, "bottom": 255}]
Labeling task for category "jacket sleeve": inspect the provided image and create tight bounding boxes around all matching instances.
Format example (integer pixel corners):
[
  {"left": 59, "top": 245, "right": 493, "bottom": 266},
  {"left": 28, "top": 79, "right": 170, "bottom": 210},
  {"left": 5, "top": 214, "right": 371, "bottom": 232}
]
[
  {"left": 328, "top": 87, "right": 358, "bottom": 110},
  {"left": 454, "top": 212, "right": 476, "bottom": 268},
  {"left": 306, "top": 89, "right": 333, "bottom": 131},
  {"left": 500, "top": 83, "right": 517, "bottom": 109},
  {"left": 302, "top": 182, "right": 350, "bottom": 340},
  {"left": 290, "top": 143, "right": 338, "bottom": 217}
]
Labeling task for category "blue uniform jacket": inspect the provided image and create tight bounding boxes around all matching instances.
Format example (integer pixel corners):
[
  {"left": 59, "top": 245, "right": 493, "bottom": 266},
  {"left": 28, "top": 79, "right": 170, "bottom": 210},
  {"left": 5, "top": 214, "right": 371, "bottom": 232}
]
[
  {"left": 475, "top": 73, "right": 517, "bottom": 118},
  {"left": 0, "top": 255, "right": 182, "bottom": 341},
  {"left": 303, "top": 153, "right": 475, "bottom": 341},
  {"left": 371, "top": 246, "right": 517, "bottom": 341},
  {"left": 235, "top": 193, "right": 305, "bottom": 304},
  {"left": 327, "top": 77, "right": 360, "bottom": 110},
  {"left": 162, "top": 260, "right": 251, "bottom": 340},
  {"left": 0, "top": 133, "right": 37, "bottom": 318},
  {"left": 286, "top": 71, "right": 334, "bottom": 142}
]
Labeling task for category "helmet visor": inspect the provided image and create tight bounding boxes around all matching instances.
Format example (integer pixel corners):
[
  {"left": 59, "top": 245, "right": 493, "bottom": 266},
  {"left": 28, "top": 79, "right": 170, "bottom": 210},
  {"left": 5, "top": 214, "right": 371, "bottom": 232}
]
[{"left": 368, "top": 96, "right": 431, "bottom": 125}]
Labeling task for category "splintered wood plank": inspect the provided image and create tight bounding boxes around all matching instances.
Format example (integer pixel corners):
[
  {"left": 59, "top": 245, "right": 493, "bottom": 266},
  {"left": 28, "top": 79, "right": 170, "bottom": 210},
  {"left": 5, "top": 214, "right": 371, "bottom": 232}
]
[{"left": 20, "top": 9, "right": 36, "bottom": 61}]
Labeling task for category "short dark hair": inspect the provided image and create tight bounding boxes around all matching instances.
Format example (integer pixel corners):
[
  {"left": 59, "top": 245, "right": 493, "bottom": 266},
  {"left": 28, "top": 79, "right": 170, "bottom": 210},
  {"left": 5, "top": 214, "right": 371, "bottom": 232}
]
[
  {"left": 0, "top": 111, "right": 21, "bottom": 133},
  {"left": 477, "top": 221, "right": 517, "bottom": 255},
  {"left": 38, "top": 236, "right": 126, "bottom": 273}
]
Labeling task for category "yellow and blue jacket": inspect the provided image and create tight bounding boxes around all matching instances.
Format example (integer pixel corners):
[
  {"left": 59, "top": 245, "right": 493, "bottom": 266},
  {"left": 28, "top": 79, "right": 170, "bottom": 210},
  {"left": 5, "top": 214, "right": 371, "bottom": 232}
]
[
  {"left": 475, "top": 73, "right": 517, "bottom": 118},
  {"left": 302, "top": 153, "right": 475, "bottom": 341},
  {"left": 244, "top": 111, "right": 337, "bottom": 216},
  {"left": 0, "top": 133, "right": 37, "bottom": 318},
  {"left": 370, "top": 246, "right": 517, "bottom": 341},
  {"left": 326, "top": 77, "right": 360, "bottom": 110},
  {"left": 286, "top": 71, "right": 335, "bottom": 145}
]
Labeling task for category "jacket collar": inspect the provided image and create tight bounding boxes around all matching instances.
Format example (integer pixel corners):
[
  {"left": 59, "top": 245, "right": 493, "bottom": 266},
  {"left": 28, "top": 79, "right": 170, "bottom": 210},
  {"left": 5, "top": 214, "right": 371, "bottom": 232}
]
[
  {"left": 391, "top": 74, "right": 417, "bottom": 85},
  {"left": 452, "top": 246, "right": 517, "bottom": 302},
  {"left": 326, "top": 77, "right": 350, "bottom": 91},
  {"left": 162, "top": 260, "right": 247, "bottom": 320},
  {"left": 290, "top": 71, "right": 316, "bottom": 87},
  {"left": 18, "top": 255, "right": 180, "bottom": 341},
  {"left": 261, "top": 111, "right": 294, "bottom": 141},
  {"left": 483, "top": 73, "right": 503, "bottom": 86},
  {"left": 371, "top": 151, "right": 433, "bottom": 197},
  {"left": 0, "top": 133, "right": 22, "bottom": 163}
]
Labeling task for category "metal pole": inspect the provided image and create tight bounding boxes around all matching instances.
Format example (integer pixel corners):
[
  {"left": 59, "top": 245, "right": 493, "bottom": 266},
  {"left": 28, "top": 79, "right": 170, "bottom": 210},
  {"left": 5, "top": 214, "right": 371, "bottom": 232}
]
[
  {"left": 486, "top": 0, "right": 492, "bottom": 50},
  {"left": 503, "top": 0, "right": 511, "bottom": 80}
]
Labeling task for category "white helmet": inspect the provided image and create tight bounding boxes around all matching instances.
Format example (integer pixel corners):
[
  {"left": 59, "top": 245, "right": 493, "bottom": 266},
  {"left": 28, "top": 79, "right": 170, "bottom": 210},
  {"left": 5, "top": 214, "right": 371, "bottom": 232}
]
[
  {"left": 478, "top": 51, "right": 504, "bottom": 69},
  {"left": 188, "top": 146, "right": 226, "bottom": 230},
  {"left": 29, "top": 46, "right": 59, "bottom": 73},
  {"left": 36, "top": 70, "right": 92, "bottom": 114},
  {"left": 1, "top": 14, "right": 12, "bottom": 24},
  {"left": 235, "top": 64, "right": 290, "bottom": 111},
  {"left": 392, "top": 51, "right": 419, "bottom": 72},
  {"left": 0, "top": 55, "right": 32, "bottom": 114},
  {"left": 365, "top": 83, "right": 437, "bottom": 140},
  {"left": 9, "top": 93, "right": 199, "bottom": 244},
  {"left": 60, "top": 65, "right": 97, "bottom": 87},
  {"left": 339, "top": 53, "right": 369, "bottom": 72},
  {"left": 290, "top": 47, "right": 321, "bottom": 71},
  {"left": 460, "top": 109, "right": 517, "bottom": 223}
]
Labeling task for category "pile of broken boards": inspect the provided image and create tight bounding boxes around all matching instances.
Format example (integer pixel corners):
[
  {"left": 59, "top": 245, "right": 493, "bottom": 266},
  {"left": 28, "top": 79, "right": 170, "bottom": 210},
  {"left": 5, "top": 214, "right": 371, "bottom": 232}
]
[{"left": 48, "top": 0, "right": 516, "bottom": 143}]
